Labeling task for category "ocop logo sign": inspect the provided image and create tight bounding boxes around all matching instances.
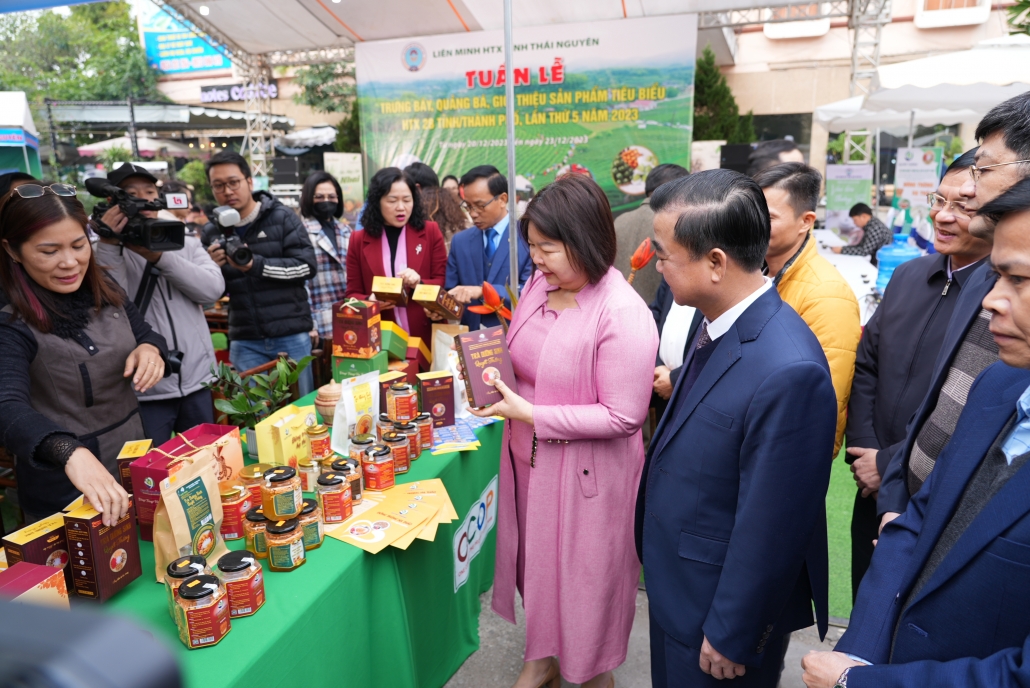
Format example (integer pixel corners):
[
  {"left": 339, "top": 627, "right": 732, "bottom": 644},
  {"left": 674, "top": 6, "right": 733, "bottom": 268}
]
[{"left": 453, "top": 475, "right": 498, "bottom": 592}]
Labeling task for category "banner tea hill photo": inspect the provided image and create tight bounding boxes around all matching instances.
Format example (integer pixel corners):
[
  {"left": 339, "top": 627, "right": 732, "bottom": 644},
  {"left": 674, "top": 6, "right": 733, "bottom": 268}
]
[{"left": 356, "top": 15, "right": 697, "bottom": 213}]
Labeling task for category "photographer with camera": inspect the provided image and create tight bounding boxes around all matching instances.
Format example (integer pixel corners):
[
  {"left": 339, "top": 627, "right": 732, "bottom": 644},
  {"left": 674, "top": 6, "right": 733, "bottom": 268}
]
[
  {"left": 93, "top": 164, "right": 224, "bottom": 442},
  {"left": 201, "top": 152, "right": 317, "bottom": 396}
]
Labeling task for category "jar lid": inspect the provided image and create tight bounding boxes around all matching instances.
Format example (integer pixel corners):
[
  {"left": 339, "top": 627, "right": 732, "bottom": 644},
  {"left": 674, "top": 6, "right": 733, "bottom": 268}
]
[
  {"left": 393, "top": 422, "right": 416, "bottom": 431},
  {"left": 167, "top": 555, "right": 207, "bottom": 578},
  {"left": 329, "top": 458, "right": 350, "bottom": 472},
  {"left": 266, "top": 518, "right": 299, "bottom": 535},
  {"left": 378, "top": 413, "right": 392, "bottom": 423},
  {"left": 318, "top": 471, "right": 345, "bottom": 486},
  {"left": 240, "top": 463, "right": 273, "bottom": 480},
  {"left": 369, "top": 445, "right": 390, "bottom": 458},
  {"left": 352, "top": 433, "right": 375, "bottom": 445},
  {"left": 382, "top": 431, "right": 405, "bottom": 444},
  {"left": 217, "top": 550, "right": 256, "bottom": 573},
  {"left": 416, "top": 413, "right": 431, "bottom": 422},
  {"left": 245, "top": 506, "right": 268, "bottom": 523},
  {"left": 218, "top": 480, "right": 247, "bottom": 499},
  {"left": 306, "top": 424, "right": 328, "bottom": 436},
  {"left": 390, "top": 383, "right": 413, "bottom": 392},
  {"left": 177, "top": 574, "right": 220, "bottom": 600},
  {"left": 264, "top": 466, "right": 297, "bottom": 482},
  {"left": 301, "top": 498, "right": 319, "bottom": 514},
  {"left": 298, "top": 459, "right": 314, "bottom": 468}
]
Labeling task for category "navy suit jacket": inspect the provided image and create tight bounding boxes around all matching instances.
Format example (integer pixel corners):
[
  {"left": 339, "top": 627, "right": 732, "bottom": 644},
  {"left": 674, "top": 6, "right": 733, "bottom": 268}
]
[
  {"left": 445, "top": 224, "right": 533, "bottom": 330},
  {"left": 635, "top": 288, "right": 837, "bottom": 667},
  {"left": 837, "top": 361, "right": 1030, "bottom": 687},
  {"left": 878, "top": 262, "right": 998, "bottom": 516}
]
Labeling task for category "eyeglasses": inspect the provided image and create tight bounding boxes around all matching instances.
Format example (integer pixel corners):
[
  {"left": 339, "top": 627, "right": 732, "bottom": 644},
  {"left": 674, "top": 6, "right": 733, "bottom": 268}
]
[
  {"left": 313, "top": 194, "right": 339, "bottom": 202},
  {"left": 926, "top": 192, "right": 969, "bottom": 217},
  {"left": 460, "top": 194, "right": 501, "bottom": 214},
  {"left": 969, "top": 160, "right": 1030, "bottom": 183},
  {"left": 211, "top": 178, "right": 245, "bottom": 193},
  {"left": 12, "top": 183, "right": 77, "bottom": 199}
]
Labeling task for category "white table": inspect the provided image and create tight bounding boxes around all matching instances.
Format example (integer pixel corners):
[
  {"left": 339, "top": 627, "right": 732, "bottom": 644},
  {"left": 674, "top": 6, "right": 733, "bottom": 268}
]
[{"left": 812, "top": 229, "right": 879, "bottom": 325}]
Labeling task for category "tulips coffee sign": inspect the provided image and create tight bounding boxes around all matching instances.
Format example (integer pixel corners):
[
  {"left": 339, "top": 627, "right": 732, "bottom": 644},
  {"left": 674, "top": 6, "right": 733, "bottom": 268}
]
[{"left": 355, "top": 14, "right": 697, "bottom": 213}]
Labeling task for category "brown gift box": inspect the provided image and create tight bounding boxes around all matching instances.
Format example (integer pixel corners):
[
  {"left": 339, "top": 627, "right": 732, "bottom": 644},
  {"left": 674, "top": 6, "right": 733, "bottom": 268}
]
[
  {"left": 372, "top": 276, "right": 408, "bottom": 305},
  {"left": 1, "top": 514, "right": 73, "bottom": 591},
  {"left": 332, "top": 299, "right": 382, "bottom": 359},
  {"left": 413, "top": 284, "right": 465, "bottom": 321},
  {"left": 64, "top": 498, "right": 142, "bottom": 602},
  {"left": 379, "top": 370, "right": 408, "bottom": 413},
  {"left": 454, "top": 326, "right": 519, "bottom": 408},
  {"left": 417, "top": 371, "right": 455, "bottom": 428}
]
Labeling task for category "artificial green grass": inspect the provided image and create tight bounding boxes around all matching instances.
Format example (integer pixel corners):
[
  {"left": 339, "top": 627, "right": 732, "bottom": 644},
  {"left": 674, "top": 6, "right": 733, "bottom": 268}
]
[{"left": 827, "top": 448, "right": 856, "bottom": 620}]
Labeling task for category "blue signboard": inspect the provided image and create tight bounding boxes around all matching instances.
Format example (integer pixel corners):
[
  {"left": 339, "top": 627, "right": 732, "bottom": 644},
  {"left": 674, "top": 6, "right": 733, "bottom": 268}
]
[
  {"left": 0, "top": 128, "right": 38, "bottom": 149},
  {"left": 136, "top": 0, "right": 228, "bottom": 75}
]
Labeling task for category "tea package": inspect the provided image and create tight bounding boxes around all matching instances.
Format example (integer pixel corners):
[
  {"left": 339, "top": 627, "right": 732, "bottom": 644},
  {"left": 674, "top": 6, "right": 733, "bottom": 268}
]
[
  {"left": 64, "top": 498, "right": 142, "bottom": 602},
  {"left": 406, "top": 336, "right": 432, "bottom": 373},
  {"left": 455, "top": 326, "right": 519, "bottom": 408},
  {"left": 413, "top": 284, "right": 465, "bottom": 321},
  {"left": 0, "top": 561, "right": 70, "bottom": 610},
  {"left": 378, "top": 370, "right": 407, "bottom": 413},
  {"left": 332, "top": 299, "right": 382, "bottom": 358},
  {"left": 417, "top": 371, "right": 455, "bottom": 428},
  {"left": 381, "top": 320, "right": 409, "bottom": 360},
  {"left": 152, "top": 447, "right": 229, "bottom": 582},
  {"left": 2, "top": 514, "right": 72, "bottom": 590},
  {"left": 329, "top": 371, "right": 380, "bottom": 457},
  {"left": 372, "top": 275, "right": 408, "bottom": 305},
  {"left": 116, "top": 439, "right": 152, "bottom": 493}
]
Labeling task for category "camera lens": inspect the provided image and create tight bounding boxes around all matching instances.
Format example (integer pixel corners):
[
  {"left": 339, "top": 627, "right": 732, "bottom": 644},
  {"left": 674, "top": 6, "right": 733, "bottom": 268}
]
[
  {"left": 233, "top": 246, "right": 253, "bottom": 265},
  {"left": 150, "top": 227, "right": 167, "bottom": 244}
]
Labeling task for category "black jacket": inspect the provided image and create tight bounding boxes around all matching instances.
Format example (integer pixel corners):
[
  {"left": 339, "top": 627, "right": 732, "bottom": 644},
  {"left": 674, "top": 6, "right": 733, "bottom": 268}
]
[
  {"left": 202, "top": 191, "right": 316, "bottom": 341},
  {"left": 846, "top": 254, "right": 986, "bottom": 479},
  {"left": 877, "top": 260, "right": 998, "bottom": 516}
]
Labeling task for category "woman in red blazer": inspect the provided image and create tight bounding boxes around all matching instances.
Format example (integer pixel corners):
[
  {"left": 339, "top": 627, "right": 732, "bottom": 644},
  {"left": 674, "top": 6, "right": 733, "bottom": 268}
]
[{"left": 345, "top": 167, "right": 447, "bottom": 343}]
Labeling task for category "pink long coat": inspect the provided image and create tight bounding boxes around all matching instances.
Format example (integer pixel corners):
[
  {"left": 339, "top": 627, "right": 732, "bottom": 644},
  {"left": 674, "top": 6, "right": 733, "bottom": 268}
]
[{"left": 492, "top": 267, "right": 659, "bottom": 682}]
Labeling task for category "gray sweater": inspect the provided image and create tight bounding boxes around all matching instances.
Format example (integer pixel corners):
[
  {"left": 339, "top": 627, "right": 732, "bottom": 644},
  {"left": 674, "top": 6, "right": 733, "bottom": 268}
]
[{"left": 94, "top": 235, "right": 224, "bottom": 401}]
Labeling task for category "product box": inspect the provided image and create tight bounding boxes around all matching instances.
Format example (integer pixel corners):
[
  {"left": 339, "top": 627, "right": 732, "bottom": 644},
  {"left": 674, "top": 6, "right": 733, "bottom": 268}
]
[
  {"left": 388, "top": 359, "right": 418, "bottom": 384},
  {"left": 64, "top": 498, "right": 142, "bottom": 602},
  {"left": 116, "top": 439, "right": 152, "bottom": 493},
  {"left": 379, "top": 370, "right": 408, "bottom": 413},
  {"left": 371, "top": 275, "right": 408, "bottom": 305},
  {"left": 332, "top": 350, "right": 389, "bottom": 383},
  {"left": 1, "top": 514, "right": 72, "bottom": 590},
  {"left": 413, "top": 284, "right": 465, "bottom": 321},
  {"left": 380, "top": 320, "right": 410, "bottom": 361},
  {"left": 417, "top": 371, "right": 456, "bottom": 428},
  {"left": 332, "top": 299, "right": 382, "bottom": 359},
  {"left": 454, "top": 326, "right": 519, "bottom": 408},
  {"left": 0, "top": 561, "right": 70, "bottom": 610},
  {"left": 407, "top": 336, "right": 432, "bottom": 373}
]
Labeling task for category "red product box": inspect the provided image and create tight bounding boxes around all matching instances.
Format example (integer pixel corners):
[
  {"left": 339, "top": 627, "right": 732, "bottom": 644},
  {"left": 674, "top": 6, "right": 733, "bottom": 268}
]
[
  {"left": 332, "top": 299, "right": 382, "bottom": 358},
  {"left": 417, "top": 371, "right": 455, "bottom": 428},
  {"left": 388, "top": 359, "right": 418, "bottom": 385},
  {"left": 0, "top": 561, "right": 70, "bottom": 609},
  {"left": 2, "top": 514, "right": 73, "bottom": 591},
  {"left": 406, "top": 336, "right": 432, "bottom": 373},
  {"left": 64, "top": 499, "right": 142, "bottom": 602},
  {"left": 455, "top": 326, "right": 519, "bottom": 408}
]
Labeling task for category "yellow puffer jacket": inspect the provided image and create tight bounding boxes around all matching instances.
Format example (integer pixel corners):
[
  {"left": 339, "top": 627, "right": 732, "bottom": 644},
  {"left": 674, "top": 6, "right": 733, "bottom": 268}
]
[{"left": 776, "top": 235, "right": 861, "bottom": 457}]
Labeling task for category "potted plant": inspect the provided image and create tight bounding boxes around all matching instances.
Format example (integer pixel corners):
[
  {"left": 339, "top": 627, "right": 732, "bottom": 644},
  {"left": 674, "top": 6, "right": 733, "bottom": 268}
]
[{"left": 204, "top": 354, "right": 315, "bottom": 449}]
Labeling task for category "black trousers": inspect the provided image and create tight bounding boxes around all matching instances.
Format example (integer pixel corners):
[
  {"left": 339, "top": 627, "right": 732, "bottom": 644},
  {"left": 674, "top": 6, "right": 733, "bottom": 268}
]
[
  {"left": 649, "top": 610, "right": 785, "bottom": 688},
  {"left": 138, "top": 388, "right": 214, "bottom": 443},
  {"left": 851, "top": 487, "right": 880, "bottom": 601}
]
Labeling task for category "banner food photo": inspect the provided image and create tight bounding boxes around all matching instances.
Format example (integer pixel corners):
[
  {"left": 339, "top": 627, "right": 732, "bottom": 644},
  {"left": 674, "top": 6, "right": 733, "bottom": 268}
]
[{"left": 355, "top": 14, "right": 697, "bottom": 213}]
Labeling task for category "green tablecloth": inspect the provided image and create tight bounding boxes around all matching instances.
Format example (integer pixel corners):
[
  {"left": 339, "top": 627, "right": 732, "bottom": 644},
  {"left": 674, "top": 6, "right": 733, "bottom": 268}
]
[{"left": 107, "top": 419, "right": 503, "bottom": 688}]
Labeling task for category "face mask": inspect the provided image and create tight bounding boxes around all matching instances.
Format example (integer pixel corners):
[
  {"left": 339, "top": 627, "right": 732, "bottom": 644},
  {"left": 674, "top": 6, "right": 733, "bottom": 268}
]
[{"left": 313, "top": 201, "right": 336, "bottom": 220}]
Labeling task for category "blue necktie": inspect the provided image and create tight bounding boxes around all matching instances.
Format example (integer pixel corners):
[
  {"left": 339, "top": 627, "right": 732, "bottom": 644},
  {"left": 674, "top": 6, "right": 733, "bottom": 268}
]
[{"left": 485, "top": 229, "right": 498, "bottom": 259}]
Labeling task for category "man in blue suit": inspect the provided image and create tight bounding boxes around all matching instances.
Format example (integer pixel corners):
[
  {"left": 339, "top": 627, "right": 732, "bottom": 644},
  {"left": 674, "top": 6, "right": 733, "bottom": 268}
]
[
  {"left": 636, "top": 170, "right": 838, "bottom": 687},
  {"left": 443, "top": 165, "right": 533, "bottom": 329},
  {"left": 801, "top": 178, "right": 1030, "bottom": 688}
]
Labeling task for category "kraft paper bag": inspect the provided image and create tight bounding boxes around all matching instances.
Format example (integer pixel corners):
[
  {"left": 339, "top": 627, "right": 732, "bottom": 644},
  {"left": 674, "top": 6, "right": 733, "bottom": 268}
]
[{"left": 152, "top": 447, "right": 229, "bottom": 582}]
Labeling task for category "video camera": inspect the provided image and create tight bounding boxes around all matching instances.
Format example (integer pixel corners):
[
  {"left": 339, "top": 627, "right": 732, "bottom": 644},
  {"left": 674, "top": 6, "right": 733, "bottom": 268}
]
[
  {"left": 85, "top": 177, "right": 187, "bottom": 252},
  {"left": 212, "top": 205, "right": 253, "bottom": 265}
]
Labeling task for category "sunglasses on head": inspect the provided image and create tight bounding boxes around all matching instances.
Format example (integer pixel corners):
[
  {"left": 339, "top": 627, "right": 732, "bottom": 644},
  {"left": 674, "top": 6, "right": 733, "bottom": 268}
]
[{"left": 12, "top": 183, "right": 77, "bottom": 199}]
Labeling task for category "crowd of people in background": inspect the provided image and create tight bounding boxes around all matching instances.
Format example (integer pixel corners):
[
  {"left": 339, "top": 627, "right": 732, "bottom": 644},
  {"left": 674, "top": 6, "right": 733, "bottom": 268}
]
[{"left": 2, "top": 87, "right": 1030, "bottom": 688}]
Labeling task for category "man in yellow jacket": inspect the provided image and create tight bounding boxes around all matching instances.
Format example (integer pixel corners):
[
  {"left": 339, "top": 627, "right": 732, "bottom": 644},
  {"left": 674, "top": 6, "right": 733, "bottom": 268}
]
[{"left": 754, "top": 162, "right": 861, "bottom": 456}]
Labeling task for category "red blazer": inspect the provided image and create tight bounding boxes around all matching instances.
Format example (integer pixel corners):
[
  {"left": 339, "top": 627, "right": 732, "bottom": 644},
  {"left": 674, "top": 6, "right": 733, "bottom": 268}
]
[{"left": 345, "top": 221, "right": 447, "bottom": 343}]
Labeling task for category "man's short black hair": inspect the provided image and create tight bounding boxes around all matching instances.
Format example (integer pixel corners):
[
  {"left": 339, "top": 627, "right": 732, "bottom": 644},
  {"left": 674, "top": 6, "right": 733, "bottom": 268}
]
[
  {"left": 747, "top": 139, "right": 800, "bottom": 177},
  {"left": 460, "top": 165, "right": 507, "bottom": 196},
  {"left": 849, "top": 203, "right": 873, "bottom": 217},
  {"left": 645, "top": 163, "right": 690, "bottom": 197},
  {"left": 978, "top": 176, "right": 1030, "bottom": 226},
  {"left": 205, "top": 151, "right": 251, "bottom": 180},
  {"left": 752, "top": 162, "right": 821, "bottom": 218},
  {"left": 975, "top": 91, "right": 1030, "bottom": 162},
  {"left": 650, "top": 168, "right": 770, "bottom": 273},
  {"left": 161, "top": 179, "right": 190, "bottom": 196},
  {"left": 404, "top": 162, "right": 439, "bottom": 188},
  {"left": 943, "top": 146, "right": 979, "bottom": 178}
]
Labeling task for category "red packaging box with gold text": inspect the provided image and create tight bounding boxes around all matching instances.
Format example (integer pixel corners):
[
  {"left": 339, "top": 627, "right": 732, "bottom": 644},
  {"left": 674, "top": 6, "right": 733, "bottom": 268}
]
[
  {"left": 454, "top": 326, "right": 519, "bottom": 408},
  {"left": 332, "top": 299, "right": 382, "bottom": 359},
  {"left": 64, "top": 499, "right": 142, "bottom": 602},
  {"left": 0, "top": 561, "right": 70, "bottom": 609},
  {"left": 412, "top": 284, "right": 465, "bottom": 321},
  {"left": 417, "top": 371, "right": 455, "bottom": 428},
  {"left": 379, "top": 370, "right": 407, "bottom": 413},
  {"left": 406, "top": 336, "right": 432, "bottom": 373},
  {"left": 1, "top": 514, "right": 73, "bottom": 591}
]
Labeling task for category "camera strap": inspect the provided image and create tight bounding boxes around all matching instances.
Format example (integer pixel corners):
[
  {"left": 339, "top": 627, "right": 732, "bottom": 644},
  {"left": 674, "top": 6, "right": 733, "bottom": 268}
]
[{"left": 132, "top": 262, "right": 162, "bottom": 318}]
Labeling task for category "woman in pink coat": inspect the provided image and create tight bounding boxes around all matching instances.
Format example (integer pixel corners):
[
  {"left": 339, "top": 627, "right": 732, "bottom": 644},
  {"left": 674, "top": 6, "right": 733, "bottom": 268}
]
[{"left": 469, "top": 174, "right": 659, "bottom": 688}]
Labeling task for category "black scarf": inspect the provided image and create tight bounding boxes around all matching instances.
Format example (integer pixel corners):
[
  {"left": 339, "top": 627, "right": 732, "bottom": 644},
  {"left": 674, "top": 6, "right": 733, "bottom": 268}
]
[{"left": 46, "top": 286, "right": 95, "bottom": 340}]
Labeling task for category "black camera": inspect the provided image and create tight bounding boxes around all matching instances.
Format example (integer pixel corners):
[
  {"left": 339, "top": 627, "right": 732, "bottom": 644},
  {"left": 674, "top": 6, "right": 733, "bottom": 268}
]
[
  {"left": 212, "top": 205, "right": 253, "bottom": 265},
  {"left": 85, "top": 177, "right": 186, "bottom": 252}
]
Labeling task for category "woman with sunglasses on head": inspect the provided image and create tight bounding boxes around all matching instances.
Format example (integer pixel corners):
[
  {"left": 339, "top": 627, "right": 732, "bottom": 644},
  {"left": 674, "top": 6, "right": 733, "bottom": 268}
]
[
  {"left": 0, "top": 184, "right": 168, "bottom": 526},
  {"left": 345, "top": 167, "right": 447, "bottom": 343}
]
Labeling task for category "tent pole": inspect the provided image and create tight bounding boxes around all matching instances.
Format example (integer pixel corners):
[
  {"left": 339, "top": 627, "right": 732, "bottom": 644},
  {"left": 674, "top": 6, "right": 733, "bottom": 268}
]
[
  {"left": 875, "top": 127, "right": 881, "bottom": 209},
  {"left": 45, "top": 99, "right": 58, "bottom": 171},
  {"left": 127, "top": 98, "right": 141, "bottom": 159},
  {"left": 503, "top": 0, "right": 519, "bottom": 297},
  {"left": 907, "top": 110, "right": 914, "bottom": 148}
]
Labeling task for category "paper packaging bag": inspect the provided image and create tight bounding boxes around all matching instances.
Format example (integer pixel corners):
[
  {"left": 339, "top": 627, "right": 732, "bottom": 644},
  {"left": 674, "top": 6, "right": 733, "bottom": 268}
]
[
  {"left": 329, "top": 371, "right": 380, "bottom": 457},
  {"left": 152, "top": 447, "right": 229, "bottom": 582},
  {"left": 432, "top": 324, "right": 471, "bottom": 420},
  {"left": 254, "top": 404, "right": 318, "bottom": 467}
]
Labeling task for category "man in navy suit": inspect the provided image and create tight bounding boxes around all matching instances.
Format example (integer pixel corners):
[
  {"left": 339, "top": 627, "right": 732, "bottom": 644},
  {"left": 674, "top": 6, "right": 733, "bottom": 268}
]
[
  {"left": 636, "top": 170, "right": 838, "bottom": 687},
  {"left": 802, "top": 178, "right": 1030, "bottom": 688},
  {"left": 443, "top": 165, "right": 533, "bottom": 329}
]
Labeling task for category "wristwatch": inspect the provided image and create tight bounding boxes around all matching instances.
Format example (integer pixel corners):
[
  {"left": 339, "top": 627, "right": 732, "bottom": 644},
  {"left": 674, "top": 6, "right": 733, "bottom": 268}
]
[{"left": 834, "top": 667, "right": 852, "bottom": 688}]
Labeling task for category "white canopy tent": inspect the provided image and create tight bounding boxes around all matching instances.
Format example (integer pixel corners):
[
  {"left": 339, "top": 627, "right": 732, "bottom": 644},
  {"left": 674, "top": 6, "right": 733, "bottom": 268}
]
[
  {"left": 77, "top": 135, "right": 195, "bottom": 158},
  {"left": 814, "top": 96, "right": 979, "bottom": 133}
]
